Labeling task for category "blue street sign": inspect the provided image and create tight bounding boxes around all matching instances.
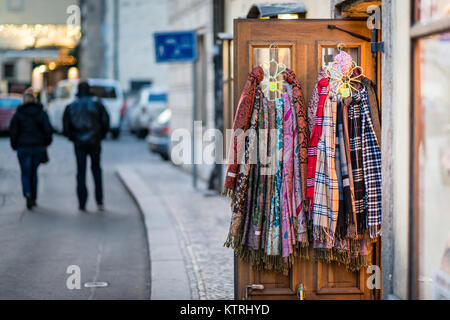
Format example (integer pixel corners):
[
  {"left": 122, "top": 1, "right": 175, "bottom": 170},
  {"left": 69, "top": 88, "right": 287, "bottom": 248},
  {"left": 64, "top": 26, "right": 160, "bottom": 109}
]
[{"left": 154, "top": 30, "right": 198, "bottom": 63}]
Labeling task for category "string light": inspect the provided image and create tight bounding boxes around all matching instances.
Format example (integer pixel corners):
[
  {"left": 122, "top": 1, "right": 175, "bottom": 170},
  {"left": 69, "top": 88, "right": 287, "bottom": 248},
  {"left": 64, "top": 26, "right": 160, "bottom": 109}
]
[{"left": 0, "top": 24, "right": 81, "bottom": 50}]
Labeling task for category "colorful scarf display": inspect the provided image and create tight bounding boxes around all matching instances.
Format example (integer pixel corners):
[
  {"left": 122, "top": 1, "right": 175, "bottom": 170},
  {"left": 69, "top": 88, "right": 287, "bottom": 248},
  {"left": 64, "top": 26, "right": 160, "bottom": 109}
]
[{"left": 224, "top": 62, "right": 381, "bottom": 274}]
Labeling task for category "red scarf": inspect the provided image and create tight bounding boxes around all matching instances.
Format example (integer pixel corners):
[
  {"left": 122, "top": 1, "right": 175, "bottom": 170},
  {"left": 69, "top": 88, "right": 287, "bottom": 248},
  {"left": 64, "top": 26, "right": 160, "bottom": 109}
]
[{"left": 306, "top": 77, "right": 329, "bottom": 216}]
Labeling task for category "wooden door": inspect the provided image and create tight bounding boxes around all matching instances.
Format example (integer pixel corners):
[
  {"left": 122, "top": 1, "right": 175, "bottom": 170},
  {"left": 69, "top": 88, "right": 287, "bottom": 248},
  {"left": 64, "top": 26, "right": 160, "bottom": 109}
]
[{"left": 233, "top": 19, "right": 380, "bottom": 300}]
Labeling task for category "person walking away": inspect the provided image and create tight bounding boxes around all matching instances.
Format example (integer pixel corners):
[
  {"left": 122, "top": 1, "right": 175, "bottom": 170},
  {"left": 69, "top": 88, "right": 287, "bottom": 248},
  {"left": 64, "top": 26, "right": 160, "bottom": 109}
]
[
  {"left": 63, "top": 81, "right": 110, "bottom": 212},
  {"left": 9, "top": 89, "right": 53, "bottom": 210}
]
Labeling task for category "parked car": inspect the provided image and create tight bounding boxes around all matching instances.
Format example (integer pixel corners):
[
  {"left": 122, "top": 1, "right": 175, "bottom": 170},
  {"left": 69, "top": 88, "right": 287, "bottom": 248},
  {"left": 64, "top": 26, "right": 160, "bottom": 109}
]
[
  {"left": 47, "top": 78, "right": 125, "bottom": 139},
  {"left": 0, "top": 94, "right": 22, "bottom": 134},
  {"left": 128, "top": 86, "right": 168, "bottom": 138},
  {"left": 147, "top": 108, "right": 171, "bottom": 160}
]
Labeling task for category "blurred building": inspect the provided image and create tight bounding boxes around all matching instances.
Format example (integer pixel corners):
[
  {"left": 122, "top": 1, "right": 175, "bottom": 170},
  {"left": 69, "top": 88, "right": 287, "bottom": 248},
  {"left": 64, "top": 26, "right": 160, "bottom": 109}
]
[
  {"left": 79, "top": 0, "right": 168, "bottom": 92},
  {"left": 0, "top": 0, "right": 81, "bottom": 94}
]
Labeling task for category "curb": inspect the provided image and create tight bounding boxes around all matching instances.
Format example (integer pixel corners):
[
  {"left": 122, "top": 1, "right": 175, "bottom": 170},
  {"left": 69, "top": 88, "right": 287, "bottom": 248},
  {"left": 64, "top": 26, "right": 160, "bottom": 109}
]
[{"left": 116, "top": 166, "right": 192, "bottom": 300}]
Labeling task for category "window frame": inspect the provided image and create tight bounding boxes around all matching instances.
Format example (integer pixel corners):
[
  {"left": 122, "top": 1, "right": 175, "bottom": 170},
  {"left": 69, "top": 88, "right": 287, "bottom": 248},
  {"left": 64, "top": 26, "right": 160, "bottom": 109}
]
[{"left": 410, "top": 0, "right": 450, "bottom": 300}]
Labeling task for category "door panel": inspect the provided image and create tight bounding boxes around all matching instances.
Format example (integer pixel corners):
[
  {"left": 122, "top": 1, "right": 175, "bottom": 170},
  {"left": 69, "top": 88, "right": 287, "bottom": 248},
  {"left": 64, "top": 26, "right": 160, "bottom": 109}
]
[{"left": 233, "top": 19, "right": 379, "bottom": 300}]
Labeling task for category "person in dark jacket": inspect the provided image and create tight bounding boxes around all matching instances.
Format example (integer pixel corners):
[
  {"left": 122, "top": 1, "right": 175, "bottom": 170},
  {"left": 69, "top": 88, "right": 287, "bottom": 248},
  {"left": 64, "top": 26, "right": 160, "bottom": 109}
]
[
  {"left": 9, "top": 88, "right": 53, "bottom": 210},
  {"left": 63, "top": 81, "right": 110, "bottom": 212}
]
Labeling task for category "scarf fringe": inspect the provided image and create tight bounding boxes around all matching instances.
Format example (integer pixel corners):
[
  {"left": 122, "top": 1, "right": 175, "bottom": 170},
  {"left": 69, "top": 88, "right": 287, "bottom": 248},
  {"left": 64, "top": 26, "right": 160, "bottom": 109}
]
[{"left": 222, "top": 187, "right": 235, "bottom": 199}]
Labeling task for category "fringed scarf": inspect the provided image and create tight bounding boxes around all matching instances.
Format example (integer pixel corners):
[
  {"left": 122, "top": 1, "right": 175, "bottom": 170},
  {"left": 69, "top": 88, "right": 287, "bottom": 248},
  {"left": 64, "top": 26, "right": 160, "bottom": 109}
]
[{"left": 223, "top": 66, "right": 264, "bottom": 197}]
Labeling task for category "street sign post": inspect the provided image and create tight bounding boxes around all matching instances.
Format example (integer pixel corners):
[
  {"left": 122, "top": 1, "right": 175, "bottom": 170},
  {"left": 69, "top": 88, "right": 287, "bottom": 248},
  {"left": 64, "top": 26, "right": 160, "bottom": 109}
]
[
  {"left": 154, "top": 30, "right": 198, "bottom": 63},
  {"left": 154, "top": 30, "right": 199, "bottom": 189}
]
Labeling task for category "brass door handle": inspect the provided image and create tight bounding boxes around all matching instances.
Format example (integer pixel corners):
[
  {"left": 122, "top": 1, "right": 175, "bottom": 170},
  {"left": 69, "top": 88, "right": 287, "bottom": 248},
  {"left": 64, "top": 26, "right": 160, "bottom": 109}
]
[
  {"left": 297, "top": 283, "right": 305, "bottom": 300},
  {"left": 244, "top": 284, "right": 265, "bottom": 300}
]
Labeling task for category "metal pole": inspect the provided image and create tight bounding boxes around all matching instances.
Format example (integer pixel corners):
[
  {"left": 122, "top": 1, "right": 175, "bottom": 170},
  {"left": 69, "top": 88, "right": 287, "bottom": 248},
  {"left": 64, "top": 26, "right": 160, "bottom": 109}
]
[{"left": 192, "top": 61, "right": 198, "bottom": 189}]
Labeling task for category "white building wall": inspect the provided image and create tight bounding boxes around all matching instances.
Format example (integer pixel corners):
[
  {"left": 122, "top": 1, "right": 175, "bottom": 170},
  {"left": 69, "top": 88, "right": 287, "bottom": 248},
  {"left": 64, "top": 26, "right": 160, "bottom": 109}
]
[
  {"left": 168, "top": 0, "right": 214, "bottom": 180},
  {"left": 118, "top": 0, "right": 169, "bottom": 91}
]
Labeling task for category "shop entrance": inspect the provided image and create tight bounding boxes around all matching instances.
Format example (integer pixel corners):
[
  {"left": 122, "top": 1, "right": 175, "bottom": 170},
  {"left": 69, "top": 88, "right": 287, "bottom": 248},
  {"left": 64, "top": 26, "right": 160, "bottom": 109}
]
[{"left": 233, "top": 19, "right": 381, "bottom": 300}]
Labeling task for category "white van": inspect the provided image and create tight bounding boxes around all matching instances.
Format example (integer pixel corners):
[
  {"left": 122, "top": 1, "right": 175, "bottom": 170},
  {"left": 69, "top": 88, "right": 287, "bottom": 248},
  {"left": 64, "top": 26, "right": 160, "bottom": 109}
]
[{"left": 47, "top": 78, "right": 124, "bottom": 139}]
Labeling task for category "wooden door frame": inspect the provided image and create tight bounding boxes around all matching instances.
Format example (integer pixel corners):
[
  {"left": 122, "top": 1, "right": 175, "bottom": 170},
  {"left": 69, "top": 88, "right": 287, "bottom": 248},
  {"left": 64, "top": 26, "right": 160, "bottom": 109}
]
[{"left": 231, "top": 18, "right": 382, "bottom": 300}]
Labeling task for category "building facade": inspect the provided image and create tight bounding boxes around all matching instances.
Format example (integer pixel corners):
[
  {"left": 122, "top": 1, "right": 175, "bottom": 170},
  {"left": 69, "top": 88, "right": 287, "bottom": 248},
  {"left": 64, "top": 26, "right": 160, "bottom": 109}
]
[
  {"left": 80, "top": 0, "right": 168, "bottom": 92},
  {"left": 0, "top": 0, "right": 80, "bottom": 93}
]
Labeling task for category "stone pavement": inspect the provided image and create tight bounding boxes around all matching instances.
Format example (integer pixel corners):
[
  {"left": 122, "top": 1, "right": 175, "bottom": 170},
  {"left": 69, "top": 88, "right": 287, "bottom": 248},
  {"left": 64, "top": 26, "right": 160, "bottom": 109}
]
[{"left": 117, "top": 162, "right": 234, "bottom": 300}]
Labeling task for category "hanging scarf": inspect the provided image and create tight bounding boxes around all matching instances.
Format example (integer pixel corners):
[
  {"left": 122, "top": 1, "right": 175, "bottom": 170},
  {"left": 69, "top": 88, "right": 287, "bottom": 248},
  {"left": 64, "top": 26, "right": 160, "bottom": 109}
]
[
  {"left": 281, "top": 92, "right": 295, "bottom": 260},
  {"left": 284, "top": 69, "right": 308, "bottom": 206},
  {"left": 341, "top": 97, "right": 358, "bottom": 239},
  {"left": 224, "top": 89, "right": 261, "bottom": 250},
  {"left": 223, "top": 66, "right": 264, "bottom": 197},
  {"left": 360, "top": 87, "right": 382, "bottom": 238},
  {"left": 245, "top": 94, "right": 267, "bottom": 252},
  {"left": 348, "top": 94, "right": 366, "bottom": 235},
  {"left": 306, "top": 78, "right": 329, "bottom": 219},
  {"left": 307, "top": 68, "right": 328, "bottom": 138},
  {"left": 335, "top": 99, "right": 346, "bottom": 239},
  {"left": 287, "top": 85, "right": 308, "bottom": 245},
  {"left": 312, "top": 95, "right": 339, "bottom": 250},
  {"left": 265, "top": 98, "right": 283, "bottom": 257},
  {"left": 362, "top": 77, "right": 381, "bottom": 147}
]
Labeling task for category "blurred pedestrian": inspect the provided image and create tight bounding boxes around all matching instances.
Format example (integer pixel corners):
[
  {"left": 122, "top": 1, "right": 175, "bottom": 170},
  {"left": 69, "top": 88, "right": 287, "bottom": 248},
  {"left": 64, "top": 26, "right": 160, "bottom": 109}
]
[
  {"left": 63, "top": 81, "right": 110, "bottom": 212},
  {"left": 9, "top": 88, "right": 53, "bottom": 210}
]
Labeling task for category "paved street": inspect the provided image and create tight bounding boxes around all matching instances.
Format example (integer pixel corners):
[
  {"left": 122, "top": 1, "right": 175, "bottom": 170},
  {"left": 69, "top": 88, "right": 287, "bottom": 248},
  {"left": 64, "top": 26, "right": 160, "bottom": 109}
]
[
  {"left": 0, "top": 134, "right": 152, "bottom": 299},
  {"left": 0, "top": 132, "right": 233, "bottom": 300}
]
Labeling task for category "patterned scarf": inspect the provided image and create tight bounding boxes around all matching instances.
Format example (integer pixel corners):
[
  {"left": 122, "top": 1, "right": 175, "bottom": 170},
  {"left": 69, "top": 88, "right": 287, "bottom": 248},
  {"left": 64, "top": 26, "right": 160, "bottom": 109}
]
[
  {"left": 284, "top": 69, "right": 308, "bottom": 206},
  {"left": 360, "top": 87, "right": 382, "bottom": 238},
  {"left": 306, "top": 78, "right": 329, "bottom": 218},
  {"left": 225, "top": 89, "right": 261, "bottom": 250},
  {"left": 287, "top": 85, "right": 308, "bottom": 244},
  {"left": 281, "top": 92, "right": 295, "bottom": 259},
  {"left": 307, "top": 68, "right": 328, "bottom": 138},
  {"left": 312, "top": 96, "right": 339, "bottom": 249},
  {"left": 223, "top": 66, "right": 264, "bottom": 196},
  {"left": 265, "top": 98, "right": 283, "bottom": 257}
]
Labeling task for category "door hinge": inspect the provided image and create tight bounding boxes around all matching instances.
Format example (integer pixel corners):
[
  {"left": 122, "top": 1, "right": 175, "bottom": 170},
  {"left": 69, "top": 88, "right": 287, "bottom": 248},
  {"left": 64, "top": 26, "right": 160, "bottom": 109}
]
[{"left": 371, "top": 41, "right": 385, "bottom": 53}]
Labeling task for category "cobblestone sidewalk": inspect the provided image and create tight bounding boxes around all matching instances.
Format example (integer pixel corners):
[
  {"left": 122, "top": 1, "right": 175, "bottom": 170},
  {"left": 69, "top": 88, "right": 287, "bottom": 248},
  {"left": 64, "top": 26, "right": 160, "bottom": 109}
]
[{"left": 117, "top": 162, "right": 233, "bottom": 300}]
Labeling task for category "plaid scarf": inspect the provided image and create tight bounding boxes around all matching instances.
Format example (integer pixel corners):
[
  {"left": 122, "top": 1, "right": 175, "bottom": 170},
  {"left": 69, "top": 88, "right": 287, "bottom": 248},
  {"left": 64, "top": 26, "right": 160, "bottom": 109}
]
[
  {"left": 312, "top": 96, "right": 339, "bottom": 249},
  {"left": 306, "top": 78, "right": 329, "bottom": 218},
  {"left": 223, "top": 66, "right": 264, "bottom": 196},
  {"left": 360, "top": 87, "right": 382, "bottom": 238},
  {"left": 348, "top": 95, "right": 366, "bottom": 234}
]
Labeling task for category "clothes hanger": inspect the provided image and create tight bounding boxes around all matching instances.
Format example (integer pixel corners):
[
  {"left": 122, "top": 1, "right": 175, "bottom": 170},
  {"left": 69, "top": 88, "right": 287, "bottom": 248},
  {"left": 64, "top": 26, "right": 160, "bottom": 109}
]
[{"left": 260, "top": 43, "right": 287, "bottom": 102}]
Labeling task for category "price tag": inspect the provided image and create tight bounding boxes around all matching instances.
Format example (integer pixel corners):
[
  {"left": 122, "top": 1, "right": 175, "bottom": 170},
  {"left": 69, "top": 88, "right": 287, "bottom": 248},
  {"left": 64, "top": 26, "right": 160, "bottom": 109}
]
[{"left": 269, "top": 81, "right": 278, "bottom": 92}]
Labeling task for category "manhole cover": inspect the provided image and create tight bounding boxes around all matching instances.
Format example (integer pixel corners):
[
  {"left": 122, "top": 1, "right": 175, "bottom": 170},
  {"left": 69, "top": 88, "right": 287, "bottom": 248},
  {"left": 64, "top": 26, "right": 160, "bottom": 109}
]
[{"left": 84, "top": 281, "right": 109, "bottom": 288}]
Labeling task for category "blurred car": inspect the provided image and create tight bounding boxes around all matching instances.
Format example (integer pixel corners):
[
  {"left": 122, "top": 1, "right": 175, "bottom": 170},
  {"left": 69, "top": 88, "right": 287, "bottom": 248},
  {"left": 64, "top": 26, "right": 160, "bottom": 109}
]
[
  {"left": 147, "top": 108, "right": 171, "bottom": 160},
  {"left": 128, "top": 86, "right": 168, "bottom": 138},
  {"left": 47, "top": 78, "right": 125, "bottom": 139},
  {"left": 0, "top": 94, "right": 22, "bottom": 133}
]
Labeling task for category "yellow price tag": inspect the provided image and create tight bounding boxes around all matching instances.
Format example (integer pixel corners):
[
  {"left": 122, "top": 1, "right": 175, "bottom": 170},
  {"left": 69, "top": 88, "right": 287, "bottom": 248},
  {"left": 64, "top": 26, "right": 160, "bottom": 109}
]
[
  {"left": 339, "top": 84, "right": 351, "bottom": 98},
  {"left": 269, "top": 81, "right": 278, "bottom": 92}
]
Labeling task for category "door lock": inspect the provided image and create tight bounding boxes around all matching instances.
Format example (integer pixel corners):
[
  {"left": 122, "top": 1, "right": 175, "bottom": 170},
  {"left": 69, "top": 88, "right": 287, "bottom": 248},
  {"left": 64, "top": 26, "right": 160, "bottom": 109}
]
[{"left": 244, "top": 284, "right": 265, "bottom": 300}]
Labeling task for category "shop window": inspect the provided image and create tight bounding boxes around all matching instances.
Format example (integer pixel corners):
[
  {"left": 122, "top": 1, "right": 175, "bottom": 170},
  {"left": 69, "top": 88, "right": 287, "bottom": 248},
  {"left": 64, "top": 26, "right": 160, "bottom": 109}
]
[
  {"left": 3, "top": 62, "right": 15, "bottom": 79},
  {"left": 412, "top": 0, "right": 450, "bottom": 300},
  {"left": 416, "top": 0, "right": 450, "bottom": 23}
]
